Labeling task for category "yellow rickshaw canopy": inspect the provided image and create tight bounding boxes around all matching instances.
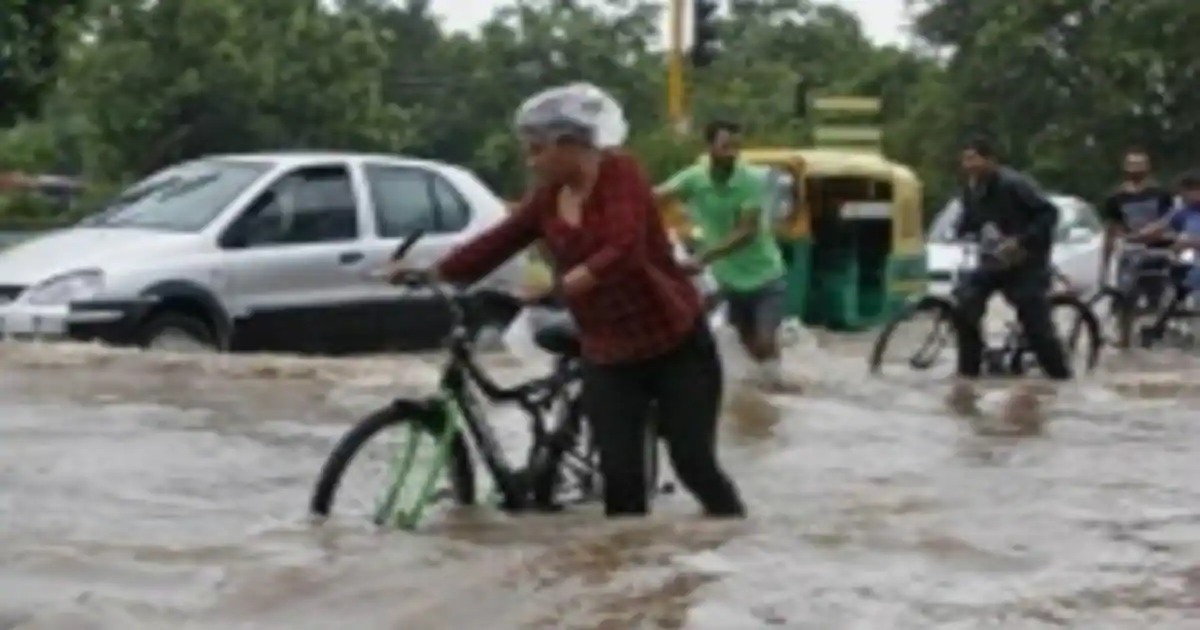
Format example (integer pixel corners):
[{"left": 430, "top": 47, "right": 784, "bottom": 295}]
[{"left": 738, "top": 147, "right": 919, "bottom": 187}]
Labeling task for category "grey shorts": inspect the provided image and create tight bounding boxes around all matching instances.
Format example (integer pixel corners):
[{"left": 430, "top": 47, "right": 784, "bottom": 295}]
[{"left": 723, "top": 277, "right": 786, "bottom": 339}]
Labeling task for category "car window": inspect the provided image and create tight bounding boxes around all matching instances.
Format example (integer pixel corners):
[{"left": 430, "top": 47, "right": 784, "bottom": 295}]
[
  {"left": 82, "top": 159, "right": 270, "bottom": 232},
  {"left": 232, "top": 165, "right": 358, "bottom": 247},
  {"left": 364, "top": 165, "right": 439, "bottom": 237},
  {"left": 1073, "top": 200, "right": 1102, "bottom": 230},
  {"left": 928, "top": 198, "right": 963, "bottom": 242},
  {"left": 430, "top": 174, "right": 471, "bottom": 231},
  {"left": 1053, "top": 198, "right": 1102, "bottom": 240}
]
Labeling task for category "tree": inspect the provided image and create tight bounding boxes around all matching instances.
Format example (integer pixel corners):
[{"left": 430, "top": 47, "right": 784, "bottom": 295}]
[
  {"left": 57, "top": 0, "right": 413, "bottom": 180},
  {"left": 0, "top": 0, "right": 85, "bottom": 127},
  {"left": 908, "top": 0, "right": 1200, "bottom": 201}
]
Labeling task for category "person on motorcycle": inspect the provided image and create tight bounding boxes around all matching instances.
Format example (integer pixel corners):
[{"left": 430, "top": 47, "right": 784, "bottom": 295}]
[
  {"left": 654, "top": 120, "right": 788, "bottom": 390},
  {"left": 1099, "top": 148, "right": 1175, "bottom": 325},
  {"left": 385, "top": 83, "right": 745, "bottom": 519},
  {"left": 951, "top": 136, "right": 1072, "bottom": 385}
]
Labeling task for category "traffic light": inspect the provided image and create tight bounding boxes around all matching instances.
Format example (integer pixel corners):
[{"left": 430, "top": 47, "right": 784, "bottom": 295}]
[{"left": 691, "top": 0, "right": 720, "bottom": 68}]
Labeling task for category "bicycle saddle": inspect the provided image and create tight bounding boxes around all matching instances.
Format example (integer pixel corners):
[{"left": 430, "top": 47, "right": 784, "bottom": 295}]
[{"left": 532, "top": 311, "right": 580, "bottom": 357}]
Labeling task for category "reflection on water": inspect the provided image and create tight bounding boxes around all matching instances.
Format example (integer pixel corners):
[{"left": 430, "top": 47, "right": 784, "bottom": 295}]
[{"left": 2, "top": 338, "right": 1200, "bottom": 628}]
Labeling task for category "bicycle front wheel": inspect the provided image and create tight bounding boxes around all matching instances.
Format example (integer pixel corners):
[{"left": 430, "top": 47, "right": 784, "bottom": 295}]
[
  {"left": 868, "top": 295, "right": 958, "bottom": 376},
  {"left": 310, "top": 399, "right": 475, "bottom": 529}
]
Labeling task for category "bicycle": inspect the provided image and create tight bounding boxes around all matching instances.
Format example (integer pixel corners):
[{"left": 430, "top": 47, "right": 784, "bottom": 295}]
[
  {"left": 1135, "top": 246, "right": 1200, "bottom": 349},
  {"left": 1088, "top": 242, "right": 1179, "bottom": 348},
  {"left": 868, "top": 241, "right": 1101, "bottom": 377},
  {"left": 308, "top": 232, "right": 660, "bottom": 529}
]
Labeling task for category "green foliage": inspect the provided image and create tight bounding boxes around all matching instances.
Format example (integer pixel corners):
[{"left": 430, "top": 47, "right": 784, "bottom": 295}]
[
  {"left": 0, "top": 120, "right": 58, "bottom": 171},
  {"left": 0, "top": 0, "right": 87, "bottom": 126},
  {"left": 906, "top": 0, "right": 1200, "bottom": 201},
  {"left": 2, "top": 0, "right": 1198, "bottom": 224},
  {"left": 0, "top": 192, "right": 60, "bottom": 221}
]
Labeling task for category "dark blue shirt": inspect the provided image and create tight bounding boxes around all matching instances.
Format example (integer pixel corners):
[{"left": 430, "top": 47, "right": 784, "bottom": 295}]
[{"left": 1168, "top": 204, "right": 1200, "bottom": 236}]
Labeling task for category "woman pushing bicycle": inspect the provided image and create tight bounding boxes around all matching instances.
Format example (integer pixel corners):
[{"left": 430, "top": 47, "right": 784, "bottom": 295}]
[{"left": 383, "top": 84, "right": 745, "bottom": 519}]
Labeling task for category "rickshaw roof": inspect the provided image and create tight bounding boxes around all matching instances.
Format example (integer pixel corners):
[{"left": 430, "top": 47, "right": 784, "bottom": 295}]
[{"left": 738, "top": 148, "right": 919, "bottom": 184}]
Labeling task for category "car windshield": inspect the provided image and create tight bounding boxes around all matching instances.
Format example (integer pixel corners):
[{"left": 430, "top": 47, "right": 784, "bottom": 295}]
[
  {"left": 80, "top": 159, "right": 270, "bottom": 232},
  {"left": 927, "top": 196, "right": 1086, "bottom": 242}
]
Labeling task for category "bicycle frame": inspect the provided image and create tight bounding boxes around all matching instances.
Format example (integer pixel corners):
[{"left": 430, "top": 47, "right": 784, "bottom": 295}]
[
  {"left": 911, "top": 240, "right": 1054, "bottom": 371},
  {"left": 1113, "top": 244, "right": 1175, "bottom": 306},
  {"left": 375, "top": 326, "right": 584, "bottom": 526}
]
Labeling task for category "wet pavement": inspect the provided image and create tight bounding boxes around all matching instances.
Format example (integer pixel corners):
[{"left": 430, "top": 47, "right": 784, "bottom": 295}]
[{"left": 2, "top": 334, "right": 1200, "bottom": 629}]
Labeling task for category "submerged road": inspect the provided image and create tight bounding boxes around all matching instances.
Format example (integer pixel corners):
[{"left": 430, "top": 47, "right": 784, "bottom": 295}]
[{"left": 2, "top": 337, "right": 1199, "bottom": 629}]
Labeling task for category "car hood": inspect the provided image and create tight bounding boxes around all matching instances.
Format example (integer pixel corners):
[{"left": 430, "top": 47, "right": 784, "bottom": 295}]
[{"left": 0, "top": 227, "right": 199, "bottom": 285}]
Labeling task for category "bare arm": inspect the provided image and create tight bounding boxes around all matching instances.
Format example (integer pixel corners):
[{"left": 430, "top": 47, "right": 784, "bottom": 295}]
[{"left": 696, "top": 206, "right": 758, "bottom": 264}]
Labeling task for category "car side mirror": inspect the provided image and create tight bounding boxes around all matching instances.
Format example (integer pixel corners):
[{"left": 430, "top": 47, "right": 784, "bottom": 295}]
[
  {"left": 220, "top": 229, "right": 248, "bottom": 249},
  {"left": 219, "top": 216, "right": 253, "bottom": 248}
]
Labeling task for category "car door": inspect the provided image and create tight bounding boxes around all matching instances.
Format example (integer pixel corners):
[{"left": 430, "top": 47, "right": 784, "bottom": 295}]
[
  {"left": 353, "top": 162, "right": 479, "bottom": 351},
  {"left": 219, "top": 163, "right": 371, "bottom": 353}
]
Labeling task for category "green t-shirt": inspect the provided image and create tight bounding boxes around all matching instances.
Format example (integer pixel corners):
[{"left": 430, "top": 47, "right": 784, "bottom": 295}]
[{"left": 662, "top": 160, "right": 784, "bottom": 291}]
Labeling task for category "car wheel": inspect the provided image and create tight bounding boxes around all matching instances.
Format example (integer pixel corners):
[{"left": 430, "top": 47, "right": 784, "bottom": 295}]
[{"left": 139, "top": 312, "right": 217, "bottom": 353}]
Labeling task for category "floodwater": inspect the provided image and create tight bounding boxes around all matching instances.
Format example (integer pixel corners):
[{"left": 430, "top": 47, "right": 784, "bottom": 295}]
[{"left": 3, "top": 325, "right": 1200, "bottom": 629}]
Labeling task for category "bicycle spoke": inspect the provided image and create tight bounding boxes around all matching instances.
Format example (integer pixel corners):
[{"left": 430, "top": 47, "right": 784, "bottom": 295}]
[
  {"left": 396, "top": 413, "right": 461, "bottom": 528},
  {"left": 373, "top": 426, "right": 422, "bottom": 527}
]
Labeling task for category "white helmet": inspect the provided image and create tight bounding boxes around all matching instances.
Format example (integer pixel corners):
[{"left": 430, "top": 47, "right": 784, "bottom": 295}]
[{"left": 513, "top": 82, "right": 628, "bottom": 148}]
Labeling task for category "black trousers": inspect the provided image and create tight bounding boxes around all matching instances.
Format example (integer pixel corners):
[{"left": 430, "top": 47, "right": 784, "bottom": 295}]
[
  {"left": 581, "top": 321, "right": 746, "bottom": 517},
  {"left": 954, "top": 267, "right": 1072, "bottom": 380}
]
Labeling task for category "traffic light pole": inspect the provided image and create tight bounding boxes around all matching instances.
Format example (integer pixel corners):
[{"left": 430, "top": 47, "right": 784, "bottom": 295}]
[{"left": 667, "top": 0, "right": 686, "bottom": 133}]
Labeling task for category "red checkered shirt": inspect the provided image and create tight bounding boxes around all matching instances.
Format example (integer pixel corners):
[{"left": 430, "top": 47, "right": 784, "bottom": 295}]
[{"left": 437, "top": 151, "right": 702, "bottom": 364}]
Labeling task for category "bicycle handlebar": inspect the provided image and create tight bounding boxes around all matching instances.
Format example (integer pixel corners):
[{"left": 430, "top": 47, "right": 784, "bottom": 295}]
[
  {"left": 385, "top": 229, "right": 535, "bottom": 328},
  {"left": 381, "top": 230, "right": 573, "bottom": 403},
  {"left": 1118, "top": 241, "right": 1193, "bottom": 263}
]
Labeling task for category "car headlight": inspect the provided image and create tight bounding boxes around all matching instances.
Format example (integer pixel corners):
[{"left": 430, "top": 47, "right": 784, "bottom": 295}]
[{"left": 23, "top": 269, "right": 105, "bottom": 306}]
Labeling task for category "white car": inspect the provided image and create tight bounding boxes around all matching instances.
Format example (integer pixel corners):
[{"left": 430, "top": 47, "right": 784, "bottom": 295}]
[
  {"left": 924, "top": 194, "right": 1104, "bottom": 296},
  {"left": 0, "top": 152, "right": 527, "bottom": 353}
]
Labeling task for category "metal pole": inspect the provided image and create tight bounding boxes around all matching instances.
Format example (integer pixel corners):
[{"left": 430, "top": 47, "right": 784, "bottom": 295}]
[{"left": 667, "top": 0, "right": 686, "bottom": 133}]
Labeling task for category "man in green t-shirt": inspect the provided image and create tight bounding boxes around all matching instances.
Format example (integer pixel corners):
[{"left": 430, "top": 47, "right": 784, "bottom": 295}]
[{"left": 656, "top": 120, "right": 787, "bottom": 388}]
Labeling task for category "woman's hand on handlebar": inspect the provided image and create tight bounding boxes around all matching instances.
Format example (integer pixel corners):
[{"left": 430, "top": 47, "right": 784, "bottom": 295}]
[
  {"left": 380, "top": 261, "right": 437, "bottom": 287},
  {"left": 515, "top": 282, "right": 558, "bottom": 307}
]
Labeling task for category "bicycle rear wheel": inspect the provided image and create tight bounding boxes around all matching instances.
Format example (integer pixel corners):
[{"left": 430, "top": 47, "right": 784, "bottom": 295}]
[
  {"left": 868, "top": 296, "right": 958, "bottom": 376},
  {"left": 1051, "top": 293, "right": 1102, "bottom": 373},
  {"left": 1089, "top": 287, "right": 1135, "bottom": 348},
  {"left": 536, "top": 395, "right": 662, "bottom": 507},
  {"left": 310, "top": 399, "right": 475, "bottom": 529}
]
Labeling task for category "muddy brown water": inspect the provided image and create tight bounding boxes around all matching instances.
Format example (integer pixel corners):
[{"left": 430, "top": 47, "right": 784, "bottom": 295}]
[{"left": 2, "top": 334, "right": 1200, "bottom": 629}]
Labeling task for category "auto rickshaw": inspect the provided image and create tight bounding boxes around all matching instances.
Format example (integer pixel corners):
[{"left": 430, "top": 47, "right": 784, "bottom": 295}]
[{"left": 660, "top": 148, "right": 925, "bottom": 332}]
